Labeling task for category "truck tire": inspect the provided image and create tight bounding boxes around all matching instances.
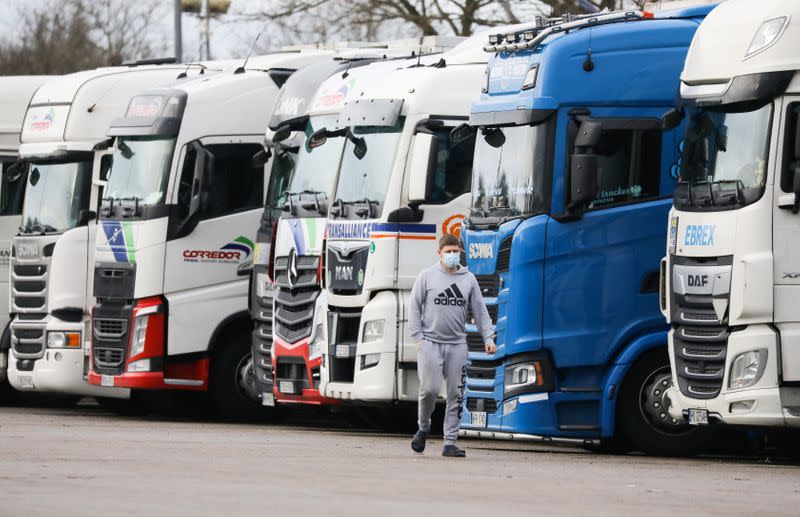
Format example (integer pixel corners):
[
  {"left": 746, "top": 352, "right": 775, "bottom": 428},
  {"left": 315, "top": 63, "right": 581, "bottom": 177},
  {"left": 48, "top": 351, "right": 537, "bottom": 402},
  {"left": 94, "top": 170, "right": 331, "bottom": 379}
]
[
  {"left": 617, "top": 350, "right": 716, "bottom": 456},
  {"left": 210, "top": 330, "right": 264, "bottom": 421}
]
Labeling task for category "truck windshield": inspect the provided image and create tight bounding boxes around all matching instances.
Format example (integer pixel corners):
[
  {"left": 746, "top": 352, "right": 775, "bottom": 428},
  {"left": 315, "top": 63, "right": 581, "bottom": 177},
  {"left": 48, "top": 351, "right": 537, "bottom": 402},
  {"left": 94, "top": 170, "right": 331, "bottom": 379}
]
[
  {"left": 333, "top": 119, "right": 404, "bottom": 219},
  {"left": 21, "top": 160, "right": 92, "bottom": 234},
  {"left": 470, "top": 121, "right": 552, "bottom": 221},
  {"left": 105, "top": 137, "right": 175, "bottom": 206},
  {"left": 285, "top": 115, "right": 343, "bottom": 205},
  {"left": 677, "top": 103, "right": 772, "bottom": 210}
]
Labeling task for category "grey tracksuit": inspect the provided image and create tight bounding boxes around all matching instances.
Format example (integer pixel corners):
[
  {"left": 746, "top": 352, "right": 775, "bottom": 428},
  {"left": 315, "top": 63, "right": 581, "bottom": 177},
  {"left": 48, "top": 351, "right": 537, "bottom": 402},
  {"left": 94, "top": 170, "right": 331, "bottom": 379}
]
[{"left": 408, "top": 262, "right": 493, "bottom": 445}]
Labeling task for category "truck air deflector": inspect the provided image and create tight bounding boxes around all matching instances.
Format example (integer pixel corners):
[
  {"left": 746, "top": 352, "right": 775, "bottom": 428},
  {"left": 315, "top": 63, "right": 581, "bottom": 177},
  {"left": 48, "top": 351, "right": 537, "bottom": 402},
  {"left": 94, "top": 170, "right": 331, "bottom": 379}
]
[
  {"left": 336, "top": 98, "right": 403, "bottom": 128},
  {"left": 107, "top": 90, "right": 188, "bottom": 137},
  {"left": 681, "top": 71, "right": 795, "bottom": 108}
]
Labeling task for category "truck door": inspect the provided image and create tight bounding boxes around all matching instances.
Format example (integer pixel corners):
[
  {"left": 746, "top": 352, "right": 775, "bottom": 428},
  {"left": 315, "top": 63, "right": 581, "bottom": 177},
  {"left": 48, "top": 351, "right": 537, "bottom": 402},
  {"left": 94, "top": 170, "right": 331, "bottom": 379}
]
[
  {"left": 164, "top": 137, "right": 265, "bottom": 357},
  {"left": 543, "top": 109, "right": 678, "bottom": 395},
  {"left": 773, "top": 97, "right": 800, "bottom": 382},
  {"left": 0, "top": 157, "right": 25, "bottom": 331},
  {"left": 398, "top": 125, "right": 476, "bottom": 366}
]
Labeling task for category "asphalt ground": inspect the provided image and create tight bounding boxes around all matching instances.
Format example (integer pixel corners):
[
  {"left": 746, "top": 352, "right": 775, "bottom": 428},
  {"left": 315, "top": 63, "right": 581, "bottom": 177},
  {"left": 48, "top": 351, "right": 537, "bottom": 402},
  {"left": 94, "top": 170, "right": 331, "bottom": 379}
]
[{"left": 0, "top": 401, "right": 799, "bottom": 516}]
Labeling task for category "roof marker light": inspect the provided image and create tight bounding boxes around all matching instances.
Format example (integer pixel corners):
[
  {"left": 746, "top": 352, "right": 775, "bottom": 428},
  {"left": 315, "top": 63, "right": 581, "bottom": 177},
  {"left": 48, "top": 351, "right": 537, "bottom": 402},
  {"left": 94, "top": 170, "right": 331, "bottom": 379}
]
[{"left": 745, "top": 16, "right": 789, "bottom": 59}]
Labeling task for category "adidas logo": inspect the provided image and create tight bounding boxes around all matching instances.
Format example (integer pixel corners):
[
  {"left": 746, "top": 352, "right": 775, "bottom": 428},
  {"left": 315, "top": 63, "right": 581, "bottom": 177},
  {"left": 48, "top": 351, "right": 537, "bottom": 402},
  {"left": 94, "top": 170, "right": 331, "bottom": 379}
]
[{"left": 434, "top": 283, "right": 467, "bottom": 307}]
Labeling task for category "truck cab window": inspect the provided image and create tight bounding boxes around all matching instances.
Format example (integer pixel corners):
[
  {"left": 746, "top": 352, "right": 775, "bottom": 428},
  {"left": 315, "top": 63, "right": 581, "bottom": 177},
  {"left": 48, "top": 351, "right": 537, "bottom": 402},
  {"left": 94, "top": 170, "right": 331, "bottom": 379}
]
[
  {"left": 0, "top": 160, "right": 26, "bottom": 216},
  {"left": 202, "top": 143, "right": 265, "bottom": 219},
  {"left": 426, "top": 128, "right": 475, "bottom": 204},
  {"left": 265, "top": 150, "right": 296, "bottom": 209},
  {"left": 177, "top": 144, "right": 197, "bottom": 219},
  {"left": 582, "top": 128, "right": 662, "bottom": 209},
  {"left": 780, "top": 103, "right": 800, "bottom": 193}
]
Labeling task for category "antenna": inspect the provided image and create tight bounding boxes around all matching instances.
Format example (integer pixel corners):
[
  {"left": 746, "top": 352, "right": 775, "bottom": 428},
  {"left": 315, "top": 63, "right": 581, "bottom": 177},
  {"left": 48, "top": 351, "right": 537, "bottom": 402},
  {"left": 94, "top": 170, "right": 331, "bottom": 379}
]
[
  {"left": 177, "top": 42, "right": 204, "bottom": 79},
  {"left": 235, "top": 31, "right": 262, "bottom": 74}
]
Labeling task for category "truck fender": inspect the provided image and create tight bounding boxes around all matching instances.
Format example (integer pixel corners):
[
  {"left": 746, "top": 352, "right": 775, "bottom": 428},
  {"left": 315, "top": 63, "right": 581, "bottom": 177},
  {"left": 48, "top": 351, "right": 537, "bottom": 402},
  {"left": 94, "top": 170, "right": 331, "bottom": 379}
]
[
  {"left": 599, "top": 331, "right": 666, "bottom": 436},
  {"left": 207, "top": 310, "right": 252, "bottom": 356}
]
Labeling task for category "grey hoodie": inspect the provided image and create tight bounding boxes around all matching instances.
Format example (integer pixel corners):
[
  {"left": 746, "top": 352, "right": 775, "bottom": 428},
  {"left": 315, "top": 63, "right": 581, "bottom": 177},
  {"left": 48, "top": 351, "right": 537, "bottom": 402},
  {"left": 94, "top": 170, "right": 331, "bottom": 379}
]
[{"left": 408, "top": 261, "right": 494, "bottom": 346}]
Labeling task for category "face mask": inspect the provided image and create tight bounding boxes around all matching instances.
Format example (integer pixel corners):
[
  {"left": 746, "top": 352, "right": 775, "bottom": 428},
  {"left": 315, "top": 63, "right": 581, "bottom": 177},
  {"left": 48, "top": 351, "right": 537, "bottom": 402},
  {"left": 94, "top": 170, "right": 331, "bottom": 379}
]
[{"left": 442, "top": 252, "right": 460, "bottom": 269}]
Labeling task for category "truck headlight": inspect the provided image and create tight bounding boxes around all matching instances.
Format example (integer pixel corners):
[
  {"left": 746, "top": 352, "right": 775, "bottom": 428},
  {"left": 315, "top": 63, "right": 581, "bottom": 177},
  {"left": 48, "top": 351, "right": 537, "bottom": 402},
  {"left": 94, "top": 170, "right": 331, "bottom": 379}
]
[
  {"left": 504, "top": 361, "right": 543, "bottom": 395},
  {"left": 361, "top": 353, "right": 380, "bottom": 369},
  {"left": 127, "top": 358, "right": 151, "bottom": 373},
  {"left": 130, "top": 315, "right": 149, "bottom": 358},
  {"left": 308, "top": 324, "right": 323, "bottom": 361},
  {"left": 47, "top": 331, "right": 81, "bottom": 349},
  {"left": 362, "top": 319, "right": 385, "bottom": 343},
  {"left": 745, "top": 17, "right": 788, "bottom": 59},
  {"left": 728, "top": 349, "right": 767, "bottom": 390}
]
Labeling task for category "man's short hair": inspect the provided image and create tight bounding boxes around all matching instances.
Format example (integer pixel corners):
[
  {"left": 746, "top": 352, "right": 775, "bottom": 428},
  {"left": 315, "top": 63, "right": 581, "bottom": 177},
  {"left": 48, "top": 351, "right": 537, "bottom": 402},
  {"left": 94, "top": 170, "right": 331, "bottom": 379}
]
[{"left": 439, "top": 233, "right": 461, "bottom": 250}]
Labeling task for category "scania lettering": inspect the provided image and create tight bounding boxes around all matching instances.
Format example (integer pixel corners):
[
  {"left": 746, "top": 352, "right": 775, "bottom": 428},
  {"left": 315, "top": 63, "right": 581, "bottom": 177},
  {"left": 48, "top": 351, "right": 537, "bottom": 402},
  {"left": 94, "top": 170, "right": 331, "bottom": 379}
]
[
  {"left": 6, "top": 64, "right": 212, "bottom": 404},
  {"left": 0, "top": 76, "right": 51, "bottom": 401},
  {"left": 87, "top": 51, "right": 336, "bottom": 418},
  {"left": 459, "top": 5, "right": 720, "bottom": 455},
  {"left": 662, "top": 0, "right": 800, "bottom": 430},
  {"left": 264, "top": 38, "right": 460, "bottom": 406}
]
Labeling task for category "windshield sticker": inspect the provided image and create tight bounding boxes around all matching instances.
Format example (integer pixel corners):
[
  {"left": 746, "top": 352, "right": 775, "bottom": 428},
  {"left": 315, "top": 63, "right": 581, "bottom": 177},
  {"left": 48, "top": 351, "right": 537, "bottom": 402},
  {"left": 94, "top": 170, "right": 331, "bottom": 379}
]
[
  {"left": 127, "top": 95, "right": 164, "bottom": 118},
  {"left": 28, "top": 107, "right": 55, "bottom": 132},
  {"left": 592, "top": 184, "right": 643, "bottom": 206},
  {"left": 327, "top": 221, "right": 436, "bottom": 241},
  {"left": 102, "top": 221, "right": 136, "bottom": 263},
  {"left": 442, "top": 214, "right": 465, "bottom": 239},
  {"left": 183, "top": 235, "right": 253, "bottom": 264}
]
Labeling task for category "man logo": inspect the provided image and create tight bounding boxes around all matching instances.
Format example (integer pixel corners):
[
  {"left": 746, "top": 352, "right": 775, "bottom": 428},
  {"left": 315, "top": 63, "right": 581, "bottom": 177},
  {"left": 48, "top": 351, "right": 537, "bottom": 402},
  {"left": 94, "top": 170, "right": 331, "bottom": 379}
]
[
  {"left": 334, "top": 265, "right": 354, "bottom": 282},
  {"left": 434, "top": 283, "right": 467, "bottom": 307},
  {"left": 469, "top": 242, "right": 493, "bottom": 259}
]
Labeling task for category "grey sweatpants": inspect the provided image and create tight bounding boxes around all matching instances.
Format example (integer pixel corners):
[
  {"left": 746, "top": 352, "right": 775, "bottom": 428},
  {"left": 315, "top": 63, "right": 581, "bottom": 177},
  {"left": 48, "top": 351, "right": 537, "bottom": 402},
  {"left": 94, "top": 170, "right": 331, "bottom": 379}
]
[{"left": 417, "top": 341, "right": 468, "bottom": 445}]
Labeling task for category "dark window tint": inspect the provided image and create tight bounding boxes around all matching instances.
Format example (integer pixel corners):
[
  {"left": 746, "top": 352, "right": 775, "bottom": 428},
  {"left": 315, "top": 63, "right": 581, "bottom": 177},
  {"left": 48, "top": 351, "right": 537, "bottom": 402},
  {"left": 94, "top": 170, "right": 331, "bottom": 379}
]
[
  {"left": 781, "top": 103, "right": 800, "bottom": 193},
  {"left": 426, "top": 127, "right": 475, "bottom": 204},
  {"left": 177, "top": 144, "right": 197, "bottom": 219},
  {"left": 203, "top": 143, "right": 264, "bottom": 219},
  {"left": 587, "top": 129, "right": 662, "bottom": 208},
  {"left": 265, "top": 150, "right": 296, "bottom": 209},
  {"left": 0, "top": 160, "right": 26, "bottom": 216}
]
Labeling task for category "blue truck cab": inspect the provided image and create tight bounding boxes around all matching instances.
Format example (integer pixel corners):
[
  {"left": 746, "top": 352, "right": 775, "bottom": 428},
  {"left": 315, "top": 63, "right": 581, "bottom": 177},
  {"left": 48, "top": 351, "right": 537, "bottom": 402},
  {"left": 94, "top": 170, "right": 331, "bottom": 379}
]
[{"left": 460, "top": 6, "right": 717, "bottom": 455}]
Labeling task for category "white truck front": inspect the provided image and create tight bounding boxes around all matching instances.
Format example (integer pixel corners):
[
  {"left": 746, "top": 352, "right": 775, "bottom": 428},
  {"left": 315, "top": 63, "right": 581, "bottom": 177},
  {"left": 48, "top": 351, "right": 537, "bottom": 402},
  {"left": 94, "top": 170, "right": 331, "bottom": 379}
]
[
  {"left": 663, "top": 0, "right": 800, "bottom": 428},
  {"left": 7, "top": 64, "right": 211, "bottom": 400},
  {"left": 0, "top": 76, "right": 51, "bottom": 400},
  {"left": 321, "top": 36, "right": 493, "bottom": 403}
]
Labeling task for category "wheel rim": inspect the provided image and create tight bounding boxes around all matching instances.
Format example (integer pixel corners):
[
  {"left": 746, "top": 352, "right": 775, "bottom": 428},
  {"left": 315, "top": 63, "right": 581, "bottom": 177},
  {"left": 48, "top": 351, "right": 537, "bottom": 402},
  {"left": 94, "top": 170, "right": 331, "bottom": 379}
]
[
  {"left": 638, "top": 365, "right": 693, "bottom": 436},
  {"left": 234, "top": 352, "right": 259, "bottom": 403}
]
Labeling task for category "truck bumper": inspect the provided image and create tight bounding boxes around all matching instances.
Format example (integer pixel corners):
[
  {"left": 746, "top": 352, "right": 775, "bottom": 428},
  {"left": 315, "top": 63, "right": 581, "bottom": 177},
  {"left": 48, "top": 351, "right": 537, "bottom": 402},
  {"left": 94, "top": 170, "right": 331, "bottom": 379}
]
[
  {"left": 87, "top": 359, "right": 209, "bottom": 391},
  {"left": 10, "top": 347, "right": 129, "bottom": 398}
]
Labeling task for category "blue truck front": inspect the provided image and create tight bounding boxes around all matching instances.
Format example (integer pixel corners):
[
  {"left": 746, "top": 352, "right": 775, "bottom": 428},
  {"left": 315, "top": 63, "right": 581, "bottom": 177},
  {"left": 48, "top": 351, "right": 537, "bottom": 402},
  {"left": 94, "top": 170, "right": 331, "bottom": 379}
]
[{"left": 460, "top": 7, "right": 721, "bottom": 455}]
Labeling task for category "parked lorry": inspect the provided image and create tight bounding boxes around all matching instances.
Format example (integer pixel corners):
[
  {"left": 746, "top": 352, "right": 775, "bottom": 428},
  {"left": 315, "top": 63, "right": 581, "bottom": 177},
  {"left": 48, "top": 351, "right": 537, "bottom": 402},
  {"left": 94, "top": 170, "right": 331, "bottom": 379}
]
[
  {"left": 317, "top": 35, "right": 505, "bottom": 404},
  {"left": 0, "top": 76, "right": 51, "bottom": 401},
  {"left": 6, "top": 63, "right": 212, "bottom": 403},
  {"left": 86, "top": 51, "right": 338, "bottom": 418},
  {"left": 458, "top": 6, "right": 719, "bottom": 455},
  {"left": 663, "top": 0, "right": 800, "bottom": 430}
]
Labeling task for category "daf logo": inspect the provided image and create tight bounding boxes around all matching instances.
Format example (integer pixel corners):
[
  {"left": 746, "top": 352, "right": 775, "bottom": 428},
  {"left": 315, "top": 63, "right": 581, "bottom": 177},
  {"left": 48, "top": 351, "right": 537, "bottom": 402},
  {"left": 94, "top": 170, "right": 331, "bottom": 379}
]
[
  {"left": 469, "top": 243, "right": 493, "bottom": 259},
  {"left": 687, "top": 275, "right": 708, "bottom": 287},
  {"left": 287, "top": 249, "right": 299, "bottom": 288}
]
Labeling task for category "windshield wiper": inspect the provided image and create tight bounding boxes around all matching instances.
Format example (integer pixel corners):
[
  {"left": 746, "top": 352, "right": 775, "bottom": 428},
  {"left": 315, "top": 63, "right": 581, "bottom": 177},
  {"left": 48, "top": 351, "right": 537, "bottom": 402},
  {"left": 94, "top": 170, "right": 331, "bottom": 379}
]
[
  {"left": 22, "top": 223, "right": 59, "bottom": 235},
  {"left": 354, "top": 198, "right": 378, "bottom": 218}
]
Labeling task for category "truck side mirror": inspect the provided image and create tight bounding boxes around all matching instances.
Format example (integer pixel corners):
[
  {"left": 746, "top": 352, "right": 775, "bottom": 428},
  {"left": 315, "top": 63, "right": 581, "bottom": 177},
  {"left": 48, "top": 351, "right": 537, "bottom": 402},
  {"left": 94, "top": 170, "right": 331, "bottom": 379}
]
[
  {"left": 189, "top": 140, "right": 213, "bottom": 217},
  {"left": 272, "top": 124, "right": 292, "bottom": 143},
  {"left": 408, "top": 132, "right": 436, "bottom": 204},
  {"left": 661, "top": 108, "right": 684, "bottom": 130},
  {"left": 308, "top": 127, "right": 328, "bottom": 149},
  {"left": 77, "top": 209, "right": 97, "bottom": 227},
  {"left": 450, "top": 123, "right": 474, "bottom": 144},
  {"left": 99, "top": 154, "right": 113, "bottom": 182},
  {"left": 251, "top": 148, "right": 271, "bottom": 169}
]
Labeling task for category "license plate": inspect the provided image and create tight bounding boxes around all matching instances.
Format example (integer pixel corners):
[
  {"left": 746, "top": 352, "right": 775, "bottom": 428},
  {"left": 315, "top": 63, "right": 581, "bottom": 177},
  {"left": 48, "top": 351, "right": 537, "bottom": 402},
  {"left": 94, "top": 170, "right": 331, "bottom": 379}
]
[
  {"left": 278, "top": 380, "right": 294, "bottom": 394},
  {"left": 16, "top": 240, "right": 38, "bottom": 259},
  {"left": 17, "top": 375, "right": 34, "bottom": 389},
  {"left": 471, "top": 411, "right": 487, "bottom": 428},
  {"left": 100, "top": 375, "right": 115, "bottom": 387},
  {"left": 688, "top": 408, "right": 709, "bottom": 425},
  {"left": 335, "top": 344, "right": 350, "bottom": 358},
  {"left": 262, "top": 392, "right": 275, "bottom": 406}
]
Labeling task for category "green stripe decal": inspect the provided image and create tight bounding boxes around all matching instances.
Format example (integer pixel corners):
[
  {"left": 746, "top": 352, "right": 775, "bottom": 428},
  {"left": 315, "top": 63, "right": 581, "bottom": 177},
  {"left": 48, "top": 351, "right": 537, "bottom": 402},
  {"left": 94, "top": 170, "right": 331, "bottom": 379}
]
[{"left": 122, "top": 222, "right": 136, "bottom": 263}]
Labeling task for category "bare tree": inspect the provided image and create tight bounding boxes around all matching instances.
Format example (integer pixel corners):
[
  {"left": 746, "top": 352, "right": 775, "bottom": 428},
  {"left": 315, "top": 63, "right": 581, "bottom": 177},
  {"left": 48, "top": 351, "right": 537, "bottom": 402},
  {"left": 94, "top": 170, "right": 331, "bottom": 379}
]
[{"left": 0, "top": 0, "right": 167, "bottom": 75}]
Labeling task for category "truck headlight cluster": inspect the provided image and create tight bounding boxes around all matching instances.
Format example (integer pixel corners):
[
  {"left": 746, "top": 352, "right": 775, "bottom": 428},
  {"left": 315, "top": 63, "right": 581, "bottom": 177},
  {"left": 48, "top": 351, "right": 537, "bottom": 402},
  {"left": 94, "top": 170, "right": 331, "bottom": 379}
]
[
  {"left": 47, "top": 331, "right": 81, "bottom": 349},
  {"left": 308, "top": 324, "right": 324, "bottom": 361},
  {"left": 130, "top": 315, "right": 149, "bottom": 358},
  {"left": 504, "top": 361, "right": 543, "bottom": 395},
  {"left": 362, "top": 319, "right": 385, "bottom": 343},
  {"left": 728, "top": 349, "right": 767, "bottom": 390}
]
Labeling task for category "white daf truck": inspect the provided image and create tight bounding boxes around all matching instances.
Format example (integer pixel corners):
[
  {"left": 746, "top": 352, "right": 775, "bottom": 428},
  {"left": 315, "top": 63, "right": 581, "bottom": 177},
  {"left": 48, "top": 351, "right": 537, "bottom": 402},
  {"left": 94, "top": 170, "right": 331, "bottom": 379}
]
[
  {"left": 0, "top": 76, "right": 51, "bottom": 401},
  {"left": 6, "top": 63, "right": 214, "bottom": 403},
  {"left": 318, "top": 34, "right": 498, "bottom": 403},
  {"left": 662, "top": 0, "right": 800, "bottom": 429},
  {"left": 87, "top": 50, "right": 341, "bottom": 419}
]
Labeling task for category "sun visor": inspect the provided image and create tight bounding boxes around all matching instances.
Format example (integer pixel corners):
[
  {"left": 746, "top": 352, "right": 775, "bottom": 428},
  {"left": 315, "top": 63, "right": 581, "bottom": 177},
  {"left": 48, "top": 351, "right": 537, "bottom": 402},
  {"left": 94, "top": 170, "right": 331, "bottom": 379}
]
[
  {"left": 107, "top": 90, "right": 187, "bottom": 137},
  {"left": 336, "top": 98, "right": 403, "bottom": 128}
]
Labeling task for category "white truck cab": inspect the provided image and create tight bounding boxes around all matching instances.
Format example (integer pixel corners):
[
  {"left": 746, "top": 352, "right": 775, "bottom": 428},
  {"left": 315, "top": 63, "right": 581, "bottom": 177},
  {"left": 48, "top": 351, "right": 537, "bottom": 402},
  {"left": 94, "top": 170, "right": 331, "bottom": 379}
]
[
  {"left": 0, "top": 76, "right": 52, "bottom": 399},
  {"left": 662, "top": 0, "right": 800, "bottom": 428},
  {"left": 7, "top": 63, "right": 213, "bottom": 400},
  {"left": 319, "top": 34, "right": 500, "bottom": 403}
]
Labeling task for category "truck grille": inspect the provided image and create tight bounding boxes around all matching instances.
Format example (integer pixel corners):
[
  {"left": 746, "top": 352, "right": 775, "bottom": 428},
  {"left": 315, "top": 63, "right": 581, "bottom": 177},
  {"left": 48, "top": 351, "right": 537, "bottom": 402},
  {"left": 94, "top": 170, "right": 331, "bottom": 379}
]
[
  {"left": 11, "top": 326, "right": 45, "bottom": 358},
  {"left": 274, "top": 287, "right": 319, "bottom": 344},
  {"left": 496, "top": 235, "right": 512, "bottom": 273},
  {"left": 11, "top": 261, "right": 48, "bottom": 314},
  {"left": 670, "top": 256, "right": 732, "bottom": 400},
  {"left": 475, "top": 273, "right": 499, "bottom": 298},
  {"left": 466, "top": 397, "right": 497, "bottom": 413},
  {"left": 251, "top": 282, "right": 275, "bottom": 391},
  {"left": 92, "top": 302, "right": 133, "bottom": 376},
  {"left": 468, "top": 304, "right": 498, "bottom": 325},
  {"left": 466, "top": 358, "right": 501, "bottom": 380},
  {"left": 467, "top": 332, "right": 485, "bottom": 353},
  {"left": 327, "top": 308, "right": 360, "bottom": 383}
]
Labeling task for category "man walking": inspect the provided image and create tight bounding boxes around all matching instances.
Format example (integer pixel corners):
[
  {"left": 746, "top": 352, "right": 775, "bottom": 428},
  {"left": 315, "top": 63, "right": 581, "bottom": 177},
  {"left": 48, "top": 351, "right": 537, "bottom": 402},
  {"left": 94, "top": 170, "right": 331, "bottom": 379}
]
[{"left": 408, "top": 234, "right": 496, "bottom": 458}]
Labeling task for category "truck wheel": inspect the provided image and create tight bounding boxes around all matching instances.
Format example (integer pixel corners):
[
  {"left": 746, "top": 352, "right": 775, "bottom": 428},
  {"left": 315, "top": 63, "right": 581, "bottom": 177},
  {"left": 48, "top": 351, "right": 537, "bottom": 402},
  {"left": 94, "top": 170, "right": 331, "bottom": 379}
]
[
  {"left": 617, "top": 350, "right": 716, "bottom": 456},
  {"left": 210, "top": 330, "right": 264, "bottom": 421}
]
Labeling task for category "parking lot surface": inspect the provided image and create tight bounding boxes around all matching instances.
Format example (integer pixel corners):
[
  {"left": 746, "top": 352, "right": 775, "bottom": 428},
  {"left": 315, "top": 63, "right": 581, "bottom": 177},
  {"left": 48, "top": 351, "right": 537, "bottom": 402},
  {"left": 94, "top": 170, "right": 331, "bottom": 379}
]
[{"left": 0, "top": 404, "right": 799, "bottom": 516}]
